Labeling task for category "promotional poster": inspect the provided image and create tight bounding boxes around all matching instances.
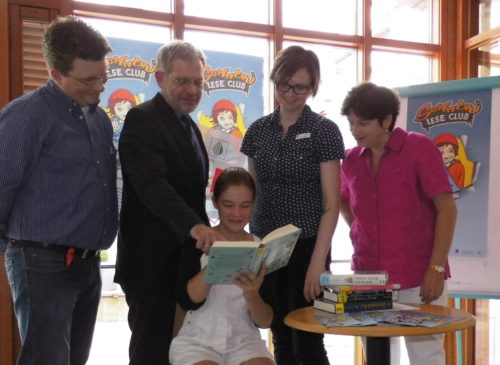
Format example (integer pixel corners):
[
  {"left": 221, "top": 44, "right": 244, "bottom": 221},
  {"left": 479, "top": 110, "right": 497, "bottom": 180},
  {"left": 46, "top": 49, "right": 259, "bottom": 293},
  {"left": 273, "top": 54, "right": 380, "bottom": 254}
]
[
  {"left": 101, "top": 37, "right": 264, "bottom": 225},
  {"left": 398, "top": 77, "right": 500, "bottom": 296}
]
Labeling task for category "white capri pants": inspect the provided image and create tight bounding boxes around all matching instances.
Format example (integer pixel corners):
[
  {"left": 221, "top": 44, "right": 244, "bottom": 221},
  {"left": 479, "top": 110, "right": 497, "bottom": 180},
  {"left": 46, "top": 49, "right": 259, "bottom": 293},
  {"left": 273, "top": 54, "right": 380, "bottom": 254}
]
[{"left": 363, "top": 283, "right": 448, "bottom": 365}]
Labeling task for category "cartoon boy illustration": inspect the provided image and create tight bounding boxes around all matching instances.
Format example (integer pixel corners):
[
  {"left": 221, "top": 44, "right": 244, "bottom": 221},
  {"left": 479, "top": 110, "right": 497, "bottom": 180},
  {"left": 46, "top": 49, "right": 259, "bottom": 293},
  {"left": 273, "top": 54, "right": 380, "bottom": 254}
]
[
  {"left": 107, "top": 88, "right": 137, "bottom": 145},
  {"left": 434, "top": 133, "right": 465, "bottom": 192},
  {"left": 211, "top": 99, "right": 243, "bottom": 137}
]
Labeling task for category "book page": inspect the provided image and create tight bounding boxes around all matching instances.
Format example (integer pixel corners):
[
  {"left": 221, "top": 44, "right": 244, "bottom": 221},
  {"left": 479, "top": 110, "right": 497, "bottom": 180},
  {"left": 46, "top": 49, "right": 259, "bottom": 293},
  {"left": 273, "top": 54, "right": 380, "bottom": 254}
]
[
  {"left": 261, "top": 227, "right": 300, "bottom": 274},
  {"left": 262, "top": 224, "right": 299, "bottom": 243},
  {"left": 211, "top": 241, "right": 259, "bottom": 248}
]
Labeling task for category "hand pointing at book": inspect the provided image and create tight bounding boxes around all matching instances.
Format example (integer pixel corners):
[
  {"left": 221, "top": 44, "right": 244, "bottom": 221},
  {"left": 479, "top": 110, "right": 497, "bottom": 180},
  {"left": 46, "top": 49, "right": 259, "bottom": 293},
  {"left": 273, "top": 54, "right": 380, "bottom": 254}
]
[{"left": 190, "top": 223, "right": 225, "bottom": 253}]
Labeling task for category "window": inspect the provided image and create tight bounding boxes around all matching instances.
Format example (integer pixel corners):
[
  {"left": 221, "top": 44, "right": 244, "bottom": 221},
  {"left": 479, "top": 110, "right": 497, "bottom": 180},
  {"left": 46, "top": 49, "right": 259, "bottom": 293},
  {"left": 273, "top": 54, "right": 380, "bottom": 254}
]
[
  {"left": 184, "top": 0, "right": 271, "bottom": 24},
  {"left": 282, "top": 0, "right": 359, "bottom": 35},
  {"left": 370, "top": 50, "right": 432, "bottom": 88},
  {"left": 372, "top": 0, "right": 435, "bottom": 43},
  {"left": 75, "top": 0, "right": 171, "bottom": 12},
  {"left": 479, "top": 0, "right": 500, "bottom": 31},
  {"left": 83, "top": 18, "right": 171, "bottom": 42},
  {"left": 477, "top": 41, "right": 500, "bottom": 76}
]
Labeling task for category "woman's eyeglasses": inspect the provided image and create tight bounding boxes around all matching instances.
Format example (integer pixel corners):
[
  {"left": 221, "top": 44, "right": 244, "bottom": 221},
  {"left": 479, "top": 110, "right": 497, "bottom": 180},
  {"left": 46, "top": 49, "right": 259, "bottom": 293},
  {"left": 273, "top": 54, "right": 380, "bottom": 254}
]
[{"left": 277, "top": 83, "right": 311, "bottom": 95}]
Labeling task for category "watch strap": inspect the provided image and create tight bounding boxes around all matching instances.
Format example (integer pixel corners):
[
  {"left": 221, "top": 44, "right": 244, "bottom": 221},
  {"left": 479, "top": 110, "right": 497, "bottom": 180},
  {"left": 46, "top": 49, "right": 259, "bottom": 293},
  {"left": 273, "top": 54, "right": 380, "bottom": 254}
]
[{"left": 430, "top": 264, "right": 445, "bottom": 273}]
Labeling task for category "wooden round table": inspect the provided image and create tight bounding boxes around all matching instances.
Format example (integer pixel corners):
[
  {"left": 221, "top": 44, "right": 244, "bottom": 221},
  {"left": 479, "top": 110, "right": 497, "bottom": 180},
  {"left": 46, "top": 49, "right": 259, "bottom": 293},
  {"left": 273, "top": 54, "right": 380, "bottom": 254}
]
[{"left": 284, "top": 304, "right": 476, "bottom": 365}]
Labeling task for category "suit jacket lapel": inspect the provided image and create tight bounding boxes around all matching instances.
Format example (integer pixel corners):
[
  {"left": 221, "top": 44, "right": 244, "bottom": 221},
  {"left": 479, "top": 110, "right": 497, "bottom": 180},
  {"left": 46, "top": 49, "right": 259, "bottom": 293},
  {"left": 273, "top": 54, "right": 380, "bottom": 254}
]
[{"left": 152, "top": 93, "right": 208, "bottom": 187}]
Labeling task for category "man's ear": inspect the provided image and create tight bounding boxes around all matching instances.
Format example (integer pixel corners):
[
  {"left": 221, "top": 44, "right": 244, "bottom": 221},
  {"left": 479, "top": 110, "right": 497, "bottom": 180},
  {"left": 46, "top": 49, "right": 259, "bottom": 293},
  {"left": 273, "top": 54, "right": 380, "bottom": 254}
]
[
  {"left": 155, "top": 71, "right": 164, "bottom": 85},
  {"left": 50, "top": 69, "right": 63, "bottom": 86}
]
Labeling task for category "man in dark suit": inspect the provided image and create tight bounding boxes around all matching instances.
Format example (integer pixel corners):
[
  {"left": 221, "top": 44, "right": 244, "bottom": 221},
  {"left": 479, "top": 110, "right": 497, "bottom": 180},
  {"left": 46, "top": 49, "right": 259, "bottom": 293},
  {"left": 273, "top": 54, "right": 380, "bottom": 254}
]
[{"left": 115, "top": 40, "right": 224, "bottom": 365}]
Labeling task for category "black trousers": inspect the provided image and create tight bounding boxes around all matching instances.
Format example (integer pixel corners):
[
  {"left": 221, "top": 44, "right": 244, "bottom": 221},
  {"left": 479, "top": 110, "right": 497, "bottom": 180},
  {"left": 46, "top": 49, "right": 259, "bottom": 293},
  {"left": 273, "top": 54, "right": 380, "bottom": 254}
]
[
  {"left": 268, "top": 236, "right": 331, "bottom": 365},
  {"left": 122, "top": 284, "right": 177, "bottom": 365}
]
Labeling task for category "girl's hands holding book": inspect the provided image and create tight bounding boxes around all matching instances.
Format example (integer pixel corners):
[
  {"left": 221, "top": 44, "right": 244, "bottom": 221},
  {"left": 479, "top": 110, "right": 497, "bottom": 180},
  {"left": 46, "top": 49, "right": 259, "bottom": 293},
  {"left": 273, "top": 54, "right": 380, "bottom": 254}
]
[
  {"left": 235, "top": 265, "right": 266, "bottom": 299},
  {"left": 235, "top": 265, "right": 273, "bottom": 328}
]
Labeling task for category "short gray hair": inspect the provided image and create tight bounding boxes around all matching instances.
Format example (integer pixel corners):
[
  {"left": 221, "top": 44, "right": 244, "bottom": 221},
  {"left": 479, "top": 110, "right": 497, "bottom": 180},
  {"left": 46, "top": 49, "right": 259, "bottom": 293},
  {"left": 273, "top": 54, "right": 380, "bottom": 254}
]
[{"left": 156, "top": 40, "right": 206, "bottom": 74}]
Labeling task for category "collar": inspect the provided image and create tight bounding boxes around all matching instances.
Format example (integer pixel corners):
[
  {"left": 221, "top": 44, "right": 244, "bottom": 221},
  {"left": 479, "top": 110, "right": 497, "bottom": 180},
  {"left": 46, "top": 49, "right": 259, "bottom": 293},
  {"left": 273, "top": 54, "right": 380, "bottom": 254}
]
[
  {"left": 357, "top": 127, "right": 407, "bottom": 158},
  {"left": 270, "top": 104, "right": 312, "bottom": 130},
  {"left": 45, "top": 79, "right": 99, "bottom": 112},
  {"left": 385, "top": 127, "right": 406, "bottom": 152}
]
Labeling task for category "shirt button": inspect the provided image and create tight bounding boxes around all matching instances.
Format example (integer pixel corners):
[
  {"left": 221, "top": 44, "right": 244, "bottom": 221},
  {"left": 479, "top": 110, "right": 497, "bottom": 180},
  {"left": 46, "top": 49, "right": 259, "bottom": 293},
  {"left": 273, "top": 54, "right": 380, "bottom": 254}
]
[
  {"left": 97, "top": 160, "right": 100, "bottom": 164},
  {"left": 79, "top": 115, "right": 83, "bottom": 119}
]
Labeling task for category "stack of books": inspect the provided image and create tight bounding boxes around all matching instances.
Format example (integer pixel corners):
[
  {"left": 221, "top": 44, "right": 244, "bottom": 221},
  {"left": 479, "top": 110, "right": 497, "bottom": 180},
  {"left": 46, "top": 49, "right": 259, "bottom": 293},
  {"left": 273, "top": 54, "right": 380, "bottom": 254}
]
[{"left": 314, "top": 271, "right": 400, "bottom": 314}]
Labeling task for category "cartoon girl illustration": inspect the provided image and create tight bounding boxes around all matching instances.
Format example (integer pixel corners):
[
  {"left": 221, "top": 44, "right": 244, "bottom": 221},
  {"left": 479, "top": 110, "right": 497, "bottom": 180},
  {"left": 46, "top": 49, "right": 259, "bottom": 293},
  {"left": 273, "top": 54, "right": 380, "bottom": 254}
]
[
  {"left": 108, "top": 89, "right": 137, "bottom": 145},
  {"left": 434, "top": 133, "right": 465, "bottom": 192},
  {"left": 211, "top": 99, "right": 243, "bottom": 138}
]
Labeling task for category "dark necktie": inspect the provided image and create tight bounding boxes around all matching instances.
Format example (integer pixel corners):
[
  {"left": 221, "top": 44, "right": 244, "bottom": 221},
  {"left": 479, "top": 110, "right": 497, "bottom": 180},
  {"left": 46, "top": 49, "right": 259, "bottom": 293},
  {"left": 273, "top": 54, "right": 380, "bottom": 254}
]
[{"left": 180, "top": 115, "right": 207, "bottom": 179}]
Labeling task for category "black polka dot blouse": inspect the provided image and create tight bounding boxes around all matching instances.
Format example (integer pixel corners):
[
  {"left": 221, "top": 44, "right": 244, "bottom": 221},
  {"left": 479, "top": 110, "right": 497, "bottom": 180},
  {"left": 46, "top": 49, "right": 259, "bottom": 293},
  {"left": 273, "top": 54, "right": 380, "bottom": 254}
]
[{"left": 241, "top": 105, "right": 345, "bottom": 239}]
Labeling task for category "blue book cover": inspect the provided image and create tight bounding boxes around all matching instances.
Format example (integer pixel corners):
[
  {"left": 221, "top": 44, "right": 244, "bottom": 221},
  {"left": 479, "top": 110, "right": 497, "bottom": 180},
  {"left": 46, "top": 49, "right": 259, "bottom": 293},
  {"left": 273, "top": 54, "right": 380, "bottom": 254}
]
[{"left": 204, "top": 224, "right": 300, "bottom": 284}]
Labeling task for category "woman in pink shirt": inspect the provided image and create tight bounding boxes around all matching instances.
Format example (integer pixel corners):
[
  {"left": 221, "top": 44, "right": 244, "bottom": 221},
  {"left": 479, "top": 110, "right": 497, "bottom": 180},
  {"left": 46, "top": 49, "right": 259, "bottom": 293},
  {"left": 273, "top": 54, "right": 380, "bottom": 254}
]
[{"left": 339, "top": 82, "right": 457, "bottom": 365}]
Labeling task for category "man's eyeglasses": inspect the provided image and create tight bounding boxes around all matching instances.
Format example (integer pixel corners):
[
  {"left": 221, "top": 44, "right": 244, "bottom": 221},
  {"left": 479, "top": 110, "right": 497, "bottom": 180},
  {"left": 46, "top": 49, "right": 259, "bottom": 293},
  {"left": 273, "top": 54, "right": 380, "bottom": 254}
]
[
  {"left": 277, "top": 83, "right": 311, "bottom": 95},
  {"left": 67, "top": 73, "right": 108, "bottom": 87},
  {"left": 171, "top": 77, "right": 204, "bottom": 89}
]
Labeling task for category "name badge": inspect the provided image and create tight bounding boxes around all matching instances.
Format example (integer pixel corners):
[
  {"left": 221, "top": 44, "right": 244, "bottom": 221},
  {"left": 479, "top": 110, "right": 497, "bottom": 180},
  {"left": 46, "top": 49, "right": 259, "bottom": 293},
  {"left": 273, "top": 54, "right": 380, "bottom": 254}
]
[{"left": 296, "top": 133, "right": 311, "bottom": 140}]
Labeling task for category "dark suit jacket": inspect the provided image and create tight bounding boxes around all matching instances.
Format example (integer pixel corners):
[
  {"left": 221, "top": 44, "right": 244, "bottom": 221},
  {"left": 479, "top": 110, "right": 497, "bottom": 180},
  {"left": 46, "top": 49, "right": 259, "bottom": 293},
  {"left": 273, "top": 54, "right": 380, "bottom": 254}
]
[{"left": 115, "top": 92, "right": 209, "bottom": 296}]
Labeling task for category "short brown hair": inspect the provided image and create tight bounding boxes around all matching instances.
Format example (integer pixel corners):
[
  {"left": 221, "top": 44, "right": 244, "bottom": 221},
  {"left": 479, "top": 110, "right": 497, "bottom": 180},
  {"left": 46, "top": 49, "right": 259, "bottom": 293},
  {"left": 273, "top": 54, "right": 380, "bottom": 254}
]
[
  {"left": 341, "top": 82, "right": 400, "bottom": 131},
  {"left": 43, "top": 16, "right": 111, "bottom": 75},
  {"left": 270, "top": 46, "right": 321, "bottom": 96}
]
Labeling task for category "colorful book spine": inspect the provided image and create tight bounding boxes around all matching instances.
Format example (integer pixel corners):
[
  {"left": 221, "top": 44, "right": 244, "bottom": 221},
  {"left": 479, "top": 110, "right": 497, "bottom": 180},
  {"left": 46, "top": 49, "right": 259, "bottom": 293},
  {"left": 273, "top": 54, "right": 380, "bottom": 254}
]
[
  {"left": 314, "top": 297, "right": 393, "bottom": 314},
  {"left": 320, "top": 271, "right": 388, "bottom": 286},
  {"left": 325, "top": 283, "right": 401, "bottom": 292},
  {"left": 323, "top": 289, "right": 396, "bottom": 303}
]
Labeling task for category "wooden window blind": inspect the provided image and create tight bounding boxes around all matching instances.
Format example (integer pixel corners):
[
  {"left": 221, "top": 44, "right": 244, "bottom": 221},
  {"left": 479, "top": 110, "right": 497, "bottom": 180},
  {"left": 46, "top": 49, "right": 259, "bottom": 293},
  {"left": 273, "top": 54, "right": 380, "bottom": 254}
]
[{"left": 22, "top": 19, "right": 49, "bottom": 94}]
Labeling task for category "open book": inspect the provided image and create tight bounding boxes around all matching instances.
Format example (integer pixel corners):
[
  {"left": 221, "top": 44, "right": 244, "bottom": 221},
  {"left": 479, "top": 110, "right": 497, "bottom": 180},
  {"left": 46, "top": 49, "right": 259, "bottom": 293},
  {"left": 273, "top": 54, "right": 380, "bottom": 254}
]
[{"left": 204, "top": 224, "right": 301, "bottom": 284}]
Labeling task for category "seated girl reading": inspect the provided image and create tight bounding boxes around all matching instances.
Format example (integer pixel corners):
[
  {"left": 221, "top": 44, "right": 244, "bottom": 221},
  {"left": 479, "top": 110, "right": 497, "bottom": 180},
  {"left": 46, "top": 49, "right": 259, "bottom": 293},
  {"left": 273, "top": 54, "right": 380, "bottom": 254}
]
[{"left": 169, "top": 167, "right": 275, "bottom": 365}]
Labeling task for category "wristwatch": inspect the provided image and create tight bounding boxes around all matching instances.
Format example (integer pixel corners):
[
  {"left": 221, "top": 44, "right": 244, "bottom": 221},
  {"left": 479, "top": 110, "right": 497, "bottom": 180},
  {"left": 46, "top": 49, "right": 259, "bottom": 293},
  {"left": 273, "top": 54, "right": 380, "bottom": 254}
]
[{"left": 430, "top": 264, "right": 445, "bottom": 273}]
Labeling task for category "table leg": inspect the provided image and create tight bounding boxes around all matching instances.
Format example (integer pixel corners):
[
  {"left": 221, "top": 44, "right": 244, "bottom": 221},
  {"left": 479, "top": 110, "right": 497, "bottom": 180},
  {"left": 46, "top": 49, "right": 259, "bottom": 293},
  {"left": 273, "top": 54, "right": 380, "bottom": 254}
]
[{"left": 365, "top": 337, "right": 390, "bottom": 365}]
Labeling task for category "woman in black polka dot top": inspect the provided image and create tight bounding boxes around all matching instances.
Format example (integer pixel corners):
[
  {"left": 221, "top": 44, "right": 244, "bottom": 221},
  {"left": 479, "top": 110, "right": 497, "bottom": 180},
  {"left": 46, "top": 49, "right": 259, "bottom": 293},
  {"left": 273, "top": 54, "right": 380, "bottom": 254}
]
[{"left": 241, "top": 45, "right": 345, "bottom": 365}]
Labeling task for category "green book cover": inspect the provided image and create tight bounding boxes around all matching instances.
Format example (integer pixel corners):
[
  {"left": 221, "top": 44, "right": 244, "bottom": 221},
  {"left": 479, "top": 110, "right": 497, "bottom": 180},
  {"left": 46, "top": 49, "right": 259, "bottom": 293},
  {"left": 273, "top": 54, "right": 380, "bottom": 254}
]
[{"left": 204, "top": 224, "right": 301, "bottom": 284}]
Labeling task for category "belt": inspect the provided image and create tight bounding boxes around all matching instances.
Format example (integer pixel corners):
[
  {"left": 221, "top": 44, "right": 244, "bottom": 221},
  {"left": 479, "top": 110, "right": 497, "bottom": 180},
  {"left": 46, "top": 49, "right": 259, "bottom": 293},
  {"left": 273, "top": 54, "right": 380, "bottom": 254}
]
[{"left": 8, "top": 239, "right": 100, "bottom": 259}]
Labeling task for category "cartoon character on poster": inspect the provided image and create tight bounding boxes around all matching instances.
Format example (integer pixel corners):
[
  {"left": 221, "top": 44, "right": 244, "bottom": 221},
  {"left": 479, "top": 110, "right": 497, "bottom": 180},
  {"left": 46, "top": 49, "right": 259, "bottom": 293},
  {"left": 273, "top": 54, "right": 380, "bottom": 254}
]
[
  {"left": 412, "top": 98, "right": 482, "bottom": 199},
  {"left": 198, "top": 98, "right": 247, "bottom": 196},
  {"left": 193, "top": 51, "right": 264, "bottom": 207},
  {"left": 433, "top": 132, "right": 479, "bottom": 196},
  {"left": 106, "top": 88, "right": 140, "bottom": 146},
  {"left": 209, "top": 99, "right": 244, "bottom": 137},
  {"left": 103, "top": 88, "right": 145, "bottom": 211},
  {"left": 198, "top": 98, "right": 247, "bottom": 177}
]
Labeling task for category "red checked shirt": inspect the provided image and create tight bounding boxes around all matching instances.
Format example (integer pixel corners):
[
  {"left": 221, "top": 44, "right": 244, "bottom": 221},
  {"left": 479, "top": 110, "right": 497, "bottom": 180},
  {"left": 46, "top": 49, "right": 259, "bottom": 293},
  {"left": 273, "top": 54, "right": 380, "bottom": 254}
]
[{"left": 340, "top": 128, "right": 452, "bottom": 289}]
